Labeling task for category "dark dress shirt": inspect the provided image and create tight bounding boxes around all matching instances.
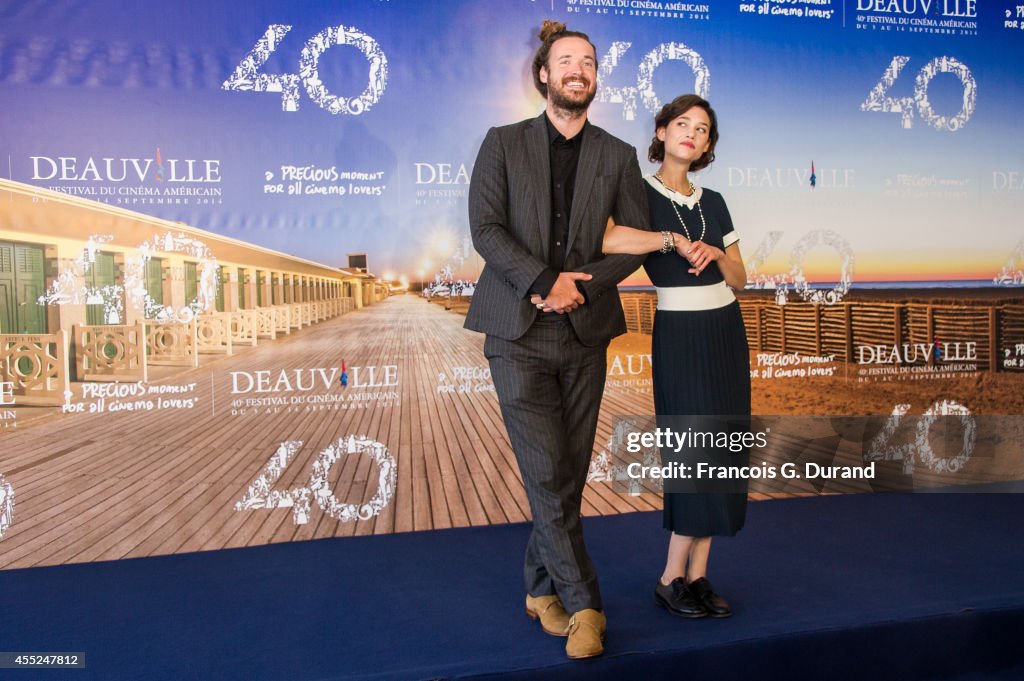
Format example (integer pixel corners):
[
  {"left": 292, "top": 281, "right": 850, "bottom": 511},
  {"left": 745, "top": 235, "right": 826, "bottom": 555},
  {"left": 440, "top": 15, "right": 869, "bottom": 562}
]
[{"left": 530, "top": 115, "right": 586, "bottom": 298}]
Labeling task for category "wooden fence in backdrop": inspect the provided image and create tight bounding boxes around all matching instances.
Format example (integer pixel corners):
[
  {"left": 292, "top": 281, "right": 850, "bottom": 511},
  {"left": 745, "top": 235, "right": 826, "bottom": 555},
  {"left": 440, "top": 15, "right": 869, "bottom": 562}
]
[
  {"left": 1, "top": 297, "right": 356, "bottom": 405},
  {"left": 620, "top": 292, "right": 1024, "bottom": 372}
]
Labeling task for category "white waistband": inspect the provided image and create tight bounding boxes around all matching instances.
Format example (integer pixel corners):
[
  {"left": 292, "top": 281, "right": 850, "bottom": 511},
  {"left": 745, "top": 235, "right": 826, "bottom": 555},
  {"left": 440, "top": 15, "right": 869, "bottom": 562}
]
[{"left": 656, "top": 281, "right": 736, "bottom": 311}]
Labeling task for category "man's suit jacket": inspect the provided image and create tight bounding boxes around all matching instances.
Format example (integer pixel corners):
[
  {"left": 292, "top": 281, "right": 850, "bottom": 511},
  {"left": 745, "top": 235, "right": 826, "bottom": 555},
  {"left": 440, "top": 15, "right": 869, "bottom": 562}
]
[{"left": 465, "top": 112, "right": 650, "bottom": 346}]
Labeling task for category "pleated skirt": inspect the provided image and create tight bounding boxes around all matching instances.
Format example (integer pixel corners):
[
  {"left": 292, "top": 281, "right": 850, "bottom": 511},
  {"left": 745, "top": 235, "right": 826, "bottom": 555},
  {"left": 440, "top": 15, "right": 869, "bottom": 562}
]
[{"left": 652, "top": 299, "right": 751, "bottom": 537}]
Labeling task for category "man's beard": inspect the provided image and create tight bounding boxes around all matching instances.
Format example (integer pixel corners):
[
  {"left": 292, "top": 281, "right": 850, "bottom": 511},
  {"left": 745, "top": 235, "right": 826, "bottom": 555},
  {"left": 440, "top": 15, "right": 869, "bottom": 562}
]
[{"left": 549, "top": 78, "right": 596, "bottom": 115}]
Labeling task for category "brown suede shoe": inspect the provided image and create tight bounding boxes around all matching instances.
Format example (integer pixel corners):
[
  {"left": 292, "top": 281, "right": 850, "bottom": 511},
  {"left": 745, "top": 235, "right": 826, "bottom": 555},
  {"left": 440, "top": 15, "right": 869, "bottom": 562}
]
[
  {"left": 565, "top": 609, "right": 606, "bottom": 659},
  {"left": 525, "top": 594, "right": 570, "bottom": 637}
]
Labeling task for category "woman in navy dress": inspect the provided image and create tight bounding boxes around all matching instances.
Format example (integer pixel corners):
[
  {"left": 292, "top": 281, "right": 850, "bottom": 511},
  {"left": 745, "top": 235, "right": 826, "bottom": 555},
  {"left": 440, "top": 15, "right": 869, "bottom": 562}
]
[{"left": 603, "top": 95, "right": 750, "bottom": 618}]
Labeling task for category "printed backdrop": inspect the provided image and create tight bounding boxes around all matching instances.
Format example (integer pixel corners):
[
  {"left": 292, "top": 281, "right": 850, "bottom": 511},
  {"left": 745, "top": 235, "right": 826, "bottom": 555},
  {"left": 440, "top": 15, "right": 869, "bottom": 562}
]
[
  {"left": 2, "top": 0, "right": 1022, "bottom": 281},
  {"left": 1, "top": 0, "right": 1022, "bottom": 568}
]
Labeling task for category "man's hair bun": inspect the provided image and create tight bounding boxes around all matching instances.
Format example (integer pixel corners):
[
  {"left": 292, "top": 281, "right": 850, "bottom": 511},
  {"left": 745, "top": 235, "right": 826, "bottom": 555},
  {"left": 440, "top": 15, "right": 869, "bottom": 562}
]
[{"left": 538, "top": 20, "right": 567, "bottom": 42}]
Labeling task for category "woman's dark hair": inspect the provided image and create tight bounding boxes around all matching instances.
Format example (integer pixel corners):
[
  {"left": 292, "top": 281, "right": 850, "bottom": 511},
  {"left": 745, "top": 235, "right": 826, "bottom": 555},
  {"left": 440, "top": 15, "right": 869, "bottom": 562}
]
[
  {"left": 531, "top": 20, "right": 597, "bottom": 98},
  {"left": 647, "top": 94, "right": 719, "bottom": 171}
]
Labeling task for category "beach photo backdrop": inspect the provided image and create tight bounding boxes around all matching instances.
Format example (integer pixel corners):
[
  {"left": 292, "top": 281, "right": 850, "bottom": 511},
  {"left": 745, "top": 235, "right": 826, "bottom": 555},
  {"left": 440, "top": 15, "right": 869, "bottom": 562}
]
[{"left": 1, "top": 0, "right": 1022, "bottom": 569}]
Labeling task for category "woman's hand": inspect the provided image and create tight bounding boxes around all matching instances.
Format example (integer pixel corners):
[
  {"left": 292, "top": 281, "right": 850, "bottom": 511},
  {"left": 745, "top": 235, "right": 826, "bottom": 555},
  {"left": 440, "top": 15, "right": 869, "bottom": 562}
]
[
  {"left": 674, "top": 235, "right": 694, "bottom": 264},
  {"left": 684, "top": 240, "right": 724, "bottom": 276}
]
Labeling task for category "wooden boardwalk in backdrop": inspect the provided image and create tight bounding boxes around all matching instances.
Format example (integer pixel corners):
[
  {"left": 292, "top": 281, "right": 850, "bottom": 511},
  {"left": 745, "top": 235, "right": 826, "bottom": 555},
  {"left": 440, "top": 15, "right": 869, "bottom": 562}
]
[{"left": 0, "top": 295, "right": 665, "bottom": 570}]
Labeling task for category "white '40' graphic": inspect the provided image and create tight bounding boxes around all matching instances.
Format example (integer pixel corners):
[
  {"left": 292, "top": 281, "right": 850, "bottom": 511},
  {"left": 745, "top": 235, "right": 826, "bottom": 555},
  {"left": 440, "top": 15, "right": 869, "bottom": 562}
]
[
  {"left": 222, "top": 24, "right": 388, "bottom": 114},
  {"left": 235, "top": 436, "right": 396, "bottom": 524},
  {"left": 745, "top": 230, "right": 855, "bottom": 305},
  {"left": 861, "top": 57, "right": 976, "bottom": 131},
  {"left": 868, "top": 400, "right": 975, "bottom": 475},
  {"left": 596, "top": 42, "right": 710, "bottom": 121},
  {"left": 0, "top": 473, "right": 13, "bottom": 541}
]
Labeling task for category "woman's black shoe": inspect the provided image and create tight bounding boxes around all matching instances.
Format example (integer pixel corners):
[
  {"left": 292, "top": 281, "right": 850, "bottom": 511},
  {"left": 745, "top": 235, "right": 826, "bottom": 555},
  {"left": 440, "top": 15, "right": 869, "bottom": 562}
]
[
  {"left": 655, "top": 578, "right": 707, "bottom": 618},
  {"left": 688, "top": 577, "right": 732, "bottom": 618}
]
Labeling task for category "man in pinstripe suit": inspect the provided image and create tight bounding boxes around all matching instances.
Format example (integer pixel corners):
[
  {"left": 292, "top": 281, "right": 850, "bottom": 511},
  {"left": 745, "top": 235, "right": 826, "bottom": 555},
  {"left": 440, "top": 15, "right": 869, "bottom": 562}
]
[{"left": 465, "top": 21, "right": 649, "bottom": 659}]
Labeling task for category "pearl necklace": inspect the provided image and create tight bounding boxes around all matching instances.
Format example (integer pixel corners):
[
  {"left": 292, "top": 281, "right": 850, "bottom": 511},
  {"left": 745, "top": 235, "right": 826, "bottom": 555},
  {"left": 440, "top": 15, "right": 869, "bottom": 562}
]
[
  {"left": 655, "top": 171, "right": 695, "bottom": 197},
  {"left": 654, "top": 172, "right": 706, "bottom": 243}
]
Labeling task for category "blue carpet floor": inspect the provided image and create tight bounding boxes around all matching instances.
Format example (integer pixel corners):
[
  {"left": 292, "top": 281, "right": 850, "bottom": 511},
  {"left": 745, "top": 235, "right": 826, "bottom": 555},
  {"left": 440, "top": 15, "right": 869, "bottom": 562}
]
[{"left": 2, "top": 493, "right": 1023, "bottom": 680}]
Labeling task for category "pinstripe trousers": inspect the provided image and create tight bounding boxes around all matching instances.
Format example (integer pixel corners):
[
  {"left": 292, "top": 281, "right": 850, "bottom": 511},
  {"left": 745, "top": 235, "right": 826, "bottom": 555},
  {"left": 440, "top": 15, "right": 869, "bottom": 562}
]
[{"left": 484, "top": 314, "right": 607, "bottom": 613}]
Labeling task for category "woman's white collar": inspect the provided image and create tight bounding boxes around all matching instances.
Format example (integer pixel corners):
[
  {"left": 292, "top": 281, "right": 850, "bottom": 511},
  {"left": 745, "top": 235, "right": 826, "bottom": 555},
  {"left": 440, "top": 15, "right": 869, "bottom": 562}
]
[{"left": 644, "top": 173, "right": 703, "bottom": 209}]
